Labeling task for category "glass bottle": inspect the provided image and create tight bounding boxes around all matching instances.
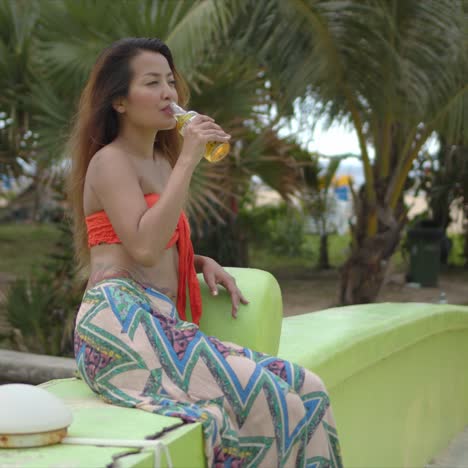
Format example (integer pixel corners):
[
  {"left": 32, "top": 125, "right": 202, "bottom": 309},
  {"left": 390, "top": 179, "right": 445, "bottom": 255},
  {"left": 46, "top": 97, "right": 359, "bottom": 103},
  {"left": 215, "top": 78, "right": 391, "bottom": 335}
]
[{"left": 169, "top": 102, "right": 230, "bottom": 163}]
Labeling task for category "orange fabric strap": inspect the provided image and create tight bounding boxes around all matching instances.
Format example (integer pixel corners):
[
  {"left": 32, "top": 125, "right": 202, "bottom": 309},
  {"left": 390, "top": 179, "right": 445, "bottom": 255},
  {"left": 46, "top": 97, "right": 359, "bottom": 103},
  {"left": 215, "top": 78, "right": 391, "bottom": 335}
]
[
  {"left": 165, "top": 208, "right": 203, "bottom": 325},
  {"left": 142, "top": 194, "right": 203, "bottom": 325}
]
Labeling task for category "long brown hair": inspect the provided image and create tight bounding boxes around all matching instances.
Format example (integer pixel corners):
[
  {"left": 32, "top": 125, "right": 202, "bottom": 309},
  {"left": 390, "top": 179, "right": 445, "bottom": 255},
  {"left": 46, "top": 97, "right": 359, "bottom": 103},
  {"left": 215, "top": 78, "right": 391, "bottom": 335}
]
[{"left": 66, "top": 37, "right": 189, "bottom": 277}]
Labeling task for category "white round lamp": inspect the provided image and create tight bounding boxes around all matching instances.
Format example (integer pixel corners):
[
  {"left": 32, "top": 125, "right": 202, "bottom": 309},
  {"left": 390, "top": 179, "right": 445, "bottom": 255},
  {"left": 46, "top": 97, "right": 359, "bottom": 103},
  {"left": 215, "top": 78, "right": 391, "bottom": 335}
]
[{"left": 0, "top": 383, "right": 73, "bottom": 448}]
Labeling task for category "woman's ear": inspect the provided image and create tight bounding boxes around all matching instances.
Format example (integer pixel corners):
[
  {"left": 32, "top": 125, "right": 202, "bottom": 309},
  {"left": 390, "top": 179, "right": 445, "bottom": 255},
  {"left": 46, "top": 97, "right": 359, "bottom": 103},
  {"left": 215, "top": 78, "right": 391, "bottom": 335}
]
[{"left": 112, "top": 97, "right": 126, "bottom": 114}]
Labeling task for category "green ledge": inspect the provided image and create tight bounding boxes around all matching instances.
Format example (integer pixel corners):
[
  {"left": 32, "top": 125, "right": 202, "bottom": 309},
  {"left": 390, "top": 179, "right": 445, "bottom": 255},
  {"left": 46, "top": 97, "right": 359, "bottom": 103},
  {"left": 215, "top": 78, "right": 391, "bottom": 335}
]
[
  {"left": 279, "top": 302, "right": 468, "bottom": 388},
  {"left": 1, "top": 378, "right": 204, "bottom": 468}
]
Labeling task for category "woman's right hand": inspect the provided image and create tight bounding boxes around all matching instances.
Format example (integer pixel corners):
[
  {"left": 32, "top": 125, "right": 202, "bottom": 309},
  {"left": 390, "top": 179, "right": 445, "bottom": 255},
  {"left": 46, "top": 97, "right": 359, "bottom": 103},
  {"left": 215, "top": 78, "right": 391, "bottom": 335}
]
[{"left": 178, "top": 114, "right": 231, "bottom": 167}]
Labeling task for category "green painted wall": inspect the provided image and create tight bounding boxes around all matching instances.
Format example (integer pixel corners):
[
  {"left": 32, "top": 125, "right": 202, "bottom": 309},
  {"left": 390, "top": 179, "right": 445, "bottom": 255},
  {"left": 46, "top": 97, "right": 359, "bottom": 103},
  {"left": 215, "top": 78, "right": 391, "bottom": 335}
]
[
  {"left": 279, "top": 303, "right": 468, "bottom": 467},
  {"left": 331, "top": 329, "right": 468, "bottom": 467}
]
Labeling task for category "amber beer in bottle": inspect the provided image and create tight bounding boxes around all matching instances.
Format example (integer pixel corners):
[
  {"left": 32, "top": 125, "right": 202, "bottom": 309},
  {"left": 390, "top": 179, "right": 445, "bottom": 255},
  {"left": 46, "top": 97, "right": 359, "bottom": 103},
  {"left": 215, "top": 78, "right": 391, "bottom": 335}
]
[{"left": 169, "top": 103, "right": 230, "bottom": 163}]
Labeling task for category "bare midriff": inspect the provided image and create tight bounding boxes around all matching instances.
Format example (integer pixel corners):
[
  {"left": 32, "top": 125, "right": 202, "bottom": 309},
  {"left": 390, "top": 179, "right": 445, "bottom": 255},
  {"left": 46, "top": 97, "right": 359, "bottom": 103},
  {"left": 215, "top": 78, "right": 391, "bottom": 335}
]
[{"left": 87, "top": 243, "right": 179, "bottom": 302}]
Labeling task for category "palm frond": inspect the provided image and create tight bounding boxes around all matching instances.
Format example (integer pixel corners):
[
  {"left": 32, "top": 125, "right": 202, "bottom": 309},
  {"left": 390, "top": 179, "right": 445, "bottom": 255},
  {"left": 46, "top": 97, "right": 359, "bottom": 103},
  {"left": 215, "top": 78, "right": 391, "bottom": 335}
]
[
  {"left": 0, "top": 0, "right": 41, "bottom": 173},
  {"left": 166, "top": 0, "right": 234, "bottom": 77}
]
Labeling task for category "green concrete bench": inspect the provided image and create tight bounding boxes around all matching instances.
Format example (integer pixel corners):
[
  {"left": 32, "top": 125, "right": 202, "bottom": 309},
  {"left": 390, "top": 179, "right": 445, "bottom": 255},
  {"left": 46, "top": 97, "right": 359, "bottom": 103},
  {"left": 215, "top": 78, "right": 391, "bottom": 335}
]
[
  {"left": 2, "top": 268, "right": 468, "bottom": 467},
  {"left": 279, "top": 301, "right": 468, "bottom": 467}
]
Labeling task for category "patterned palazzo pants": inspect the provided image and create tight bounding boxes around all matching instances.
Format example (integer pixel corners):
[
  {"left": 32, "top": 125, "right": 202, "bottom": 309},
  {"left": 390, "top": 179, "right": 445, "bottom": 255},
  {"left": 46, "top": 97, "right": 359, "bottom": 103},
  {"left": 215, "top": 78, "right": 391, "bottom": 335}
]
[{"left": 74, "top": 278, "right": 343, "bottom": 467}]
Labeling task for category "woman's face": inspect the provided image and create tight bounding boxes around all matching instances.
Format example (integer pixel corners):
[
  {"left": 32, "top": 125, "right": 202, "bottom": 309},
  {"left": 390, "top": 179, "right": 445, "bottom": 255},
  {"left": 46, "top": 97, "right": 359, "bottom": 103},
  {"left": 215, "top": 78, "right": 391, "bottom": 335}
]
[{"left": 117, "top": 51, "right": 178, "bottom": 131}]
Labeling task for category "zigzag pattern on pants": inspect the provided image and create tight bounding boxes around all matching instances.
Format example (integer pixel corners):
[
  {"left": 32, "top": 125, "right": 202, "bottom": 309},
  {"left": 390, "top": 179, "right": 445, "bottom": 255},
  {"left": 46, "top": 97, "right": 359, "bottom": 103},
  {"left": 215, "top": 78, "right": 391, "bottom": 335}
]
[{"left": 74, "top": 278, "right": 343, "bottom": 467}]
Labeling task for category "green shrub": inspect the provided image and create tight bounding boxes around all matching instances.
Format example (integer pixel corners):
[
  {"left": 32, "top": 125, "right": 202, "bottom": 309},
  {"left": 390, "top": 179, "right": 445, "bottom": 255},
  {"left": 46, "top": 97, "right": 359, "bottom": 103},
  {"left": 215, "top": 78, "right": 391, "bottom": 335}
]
[
  {"left": 242, "top": 204, "right": 307, "bottom": 257},
  {"left": 5, "top": 211, "right": 84, "bottom": 356},
  {"left": 6, "top": 273, "right": 75, "bottom": 355},
  {"left": 448, "top": 234, "right": 465, "bottom": 267}
]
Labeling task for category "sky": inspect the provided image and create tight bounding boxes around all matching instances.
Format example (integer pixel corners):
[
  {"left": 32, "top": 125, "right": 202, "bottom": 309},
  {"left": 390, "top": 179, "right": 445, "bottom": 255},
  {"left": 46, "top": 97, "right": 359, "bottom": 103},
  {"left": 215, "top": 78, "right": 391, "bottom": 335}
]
[
  {"left": 306, "top": 122, "right": 361, "bottom": 156},
  {"left": 278, "top": 116, "right": 366, "bottom": 186},
  {"left": 277, "top": 114, "right": 439, "bottom": 188},
  {"left": 308, "top": 123, "right": 365, "bottom": 185}
]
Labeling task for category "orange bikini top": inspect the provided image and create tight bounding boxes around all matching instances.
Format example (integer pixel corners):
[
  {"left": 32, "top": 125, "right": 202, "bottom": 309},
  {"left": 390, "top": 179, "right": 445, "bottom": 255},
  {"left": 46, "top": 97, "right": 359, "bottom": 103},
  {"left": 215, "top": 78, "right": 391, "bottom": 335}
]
[{"left": 85, "top": 193, "right": 202, "bottom": 325}]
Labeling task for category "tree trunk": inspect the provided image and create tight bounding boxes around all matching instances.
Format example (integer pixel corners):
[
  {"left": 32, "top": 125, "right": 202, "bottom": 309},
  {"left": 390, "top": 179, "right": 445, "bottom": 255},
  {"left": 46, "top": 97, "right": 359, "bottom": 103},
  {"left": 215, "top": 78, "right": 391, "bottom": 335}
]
[
  {"left": 318, "top": 234, "right": 330, "bottom": 270},
  {"left": 339, "top": 185, "right": 405, "bottom": 304},
  {"left": 31, "top": 177, "right": 42, "bottom": 223},
  {"left": 463, "top": 201, "right": 468, "bottom": 268},
  {"left": 340, "top": 237, "right": 391, "bottom": 304}
]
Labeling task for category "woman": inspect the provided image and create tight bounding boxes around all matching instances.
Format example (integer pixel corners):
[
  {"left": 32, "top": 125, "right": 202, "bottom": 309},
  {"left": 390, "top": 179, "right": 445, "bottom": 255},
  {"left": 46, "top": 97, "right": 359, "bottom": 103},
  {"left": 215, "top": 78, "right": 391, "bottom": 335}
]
[{"left": 70, "top": 37, "right": 343, "bottom": 467}]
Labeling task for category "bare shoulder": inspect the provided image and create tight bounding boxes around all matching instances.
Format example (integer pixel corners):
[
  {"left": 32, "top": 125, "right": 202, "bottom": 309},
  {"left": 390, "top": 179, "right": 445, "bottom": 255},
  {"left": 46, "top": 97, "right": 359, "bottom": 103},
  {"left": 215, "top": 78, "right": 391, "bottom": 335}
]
[
  {"left": 85, "top": 143, "right": 143, "bottom": 206},
  {"left": 88, "top": 144, "right": 134, "bottom": 175},
  {"left": 88, "top": 145, "right": 140, "bottom": 189}
]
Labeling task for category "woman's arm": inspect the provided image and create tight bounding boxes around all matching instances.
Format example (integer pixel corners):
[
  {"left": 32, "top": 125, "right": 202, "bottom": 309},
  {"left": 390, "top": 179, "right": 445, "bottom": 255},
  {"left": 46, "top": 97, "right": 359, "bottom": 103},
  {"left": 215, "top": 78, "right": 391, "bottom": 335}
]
[
  {"left": 91, "top": 150, "right": 196, "bottom": 266},
  {"left": 89, "top": 115, "right": 230, "bottom": 267}
]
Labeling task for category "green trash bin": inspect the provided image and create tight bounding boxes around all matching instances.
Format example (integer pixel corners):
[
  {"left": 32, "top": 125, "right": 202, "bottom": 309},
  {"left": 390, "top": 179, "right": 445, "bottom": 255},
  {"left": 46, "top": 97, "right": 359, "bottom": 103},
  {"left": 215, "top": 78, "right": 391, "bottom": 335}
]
[{"left": 407, "top": 221, "right": 444, "bottom": 287}]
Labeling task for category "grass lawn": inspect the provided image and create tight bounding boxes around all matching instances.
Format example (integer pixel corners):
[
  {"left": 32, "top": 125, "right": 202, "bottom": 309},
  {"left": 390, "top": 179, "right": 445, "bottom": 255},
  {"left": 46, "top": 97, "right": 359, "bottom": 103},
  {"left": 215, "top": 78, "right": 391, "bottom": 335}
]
[
  {"left": 248, "top": 234, "right": 349, "bottom": 272},
  {"left": 249, "top": 233, "right": 407, "bottom": 273},
  {"left": 249, "top": 232, "right": 465, "bottom": 274},
  {"left": 0, "top": 222, "right": 61, "bottom": 278}
]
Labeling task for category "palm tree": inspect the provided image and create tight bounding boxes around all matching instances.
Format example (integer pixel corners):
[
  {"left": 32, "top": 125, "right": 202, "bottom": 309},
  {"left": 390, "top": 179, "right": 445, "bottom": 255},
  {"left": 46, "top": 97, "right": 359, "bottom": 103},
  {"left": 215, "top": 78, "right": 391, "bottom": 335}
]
[
  {"left": 1, "top": 0, "right": 308, "bottom": 253},
  {"left": 183, "top": 52, "right": 309, "bottom": 265},
  {"left": 235, "top": 0, "right": 468, "bottom": 303},
  {"left": 0, "top": 0, "right": 40, "bottom": 178},
  {"left": 27, "top": 0, "right": 238, "bottom": 160}
]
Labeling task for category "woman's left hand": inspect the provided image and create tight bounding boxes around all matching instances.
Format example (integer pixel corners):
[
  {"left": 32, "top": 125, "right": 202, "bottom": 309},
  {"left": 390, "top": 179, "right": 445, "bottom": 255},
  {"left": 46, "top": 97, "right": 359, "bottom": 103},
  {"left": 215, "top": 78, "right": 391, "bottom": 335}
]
[{"left": 199, "top": 257, "right": 249, "bottom": 318}]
